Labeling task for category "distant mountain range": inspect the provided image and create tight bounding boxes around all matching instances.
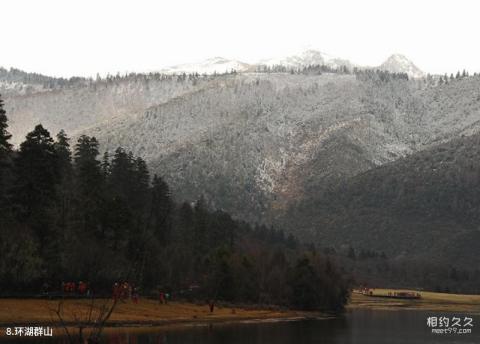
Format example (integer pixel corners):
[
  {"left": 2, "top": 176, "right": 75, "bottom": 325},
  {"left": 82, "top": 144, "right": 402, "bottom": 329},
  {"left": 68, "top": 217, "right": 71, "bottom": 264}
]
[
  {"left": 156, "top": 49, "right": 424, "bottom": 78},
  {"left": 2, "top": 56, "right": 478, "bottom": 267}
]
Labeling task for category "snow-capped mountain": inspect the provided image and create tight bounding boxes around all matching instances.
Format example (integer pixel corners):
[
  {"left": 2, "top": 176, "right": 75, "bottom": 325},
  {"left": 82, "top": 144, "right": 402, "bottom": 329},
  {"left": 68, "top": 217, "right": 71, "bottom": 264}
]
[
  {"left": 159, "top": 57, "right": 252, "bottom": 75},
  {"left": 158, "top": 49, "right": 356, "bottom": 75},
  {"left": 2, "top": 62, "right": 479, "bottom": 266},
  {"left": 258, "top": 49, "right": 355, "bottom": 70},
  {"left": 156, "top": 50, "right": 424, "bottom": 77},
  {"left": 379, "top": 54, "right": 425, "bottom": 78}
]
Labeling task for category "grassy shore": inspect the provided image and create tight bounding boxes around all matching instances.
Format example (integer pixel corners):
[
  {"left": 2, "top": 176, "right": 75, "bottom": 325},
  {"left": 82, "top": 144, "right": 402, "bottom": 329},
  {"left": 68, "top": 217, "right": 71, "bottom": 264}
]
[
  {"left": 348, "top": 288, "right": 480, "bottom": 313},
  {"left": 1, "top": 289, "right": 478, "bottom": 334},
  {"left": 0, "top": 298, "right": 325, "bottom": 329}
]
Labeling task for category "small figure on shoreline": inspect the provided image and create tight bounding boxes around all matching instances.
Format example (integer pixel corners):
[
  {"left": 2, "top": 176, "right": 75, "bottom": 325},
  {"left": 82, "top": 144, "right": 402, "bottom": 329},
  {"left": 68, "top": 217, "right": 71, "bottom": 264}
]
[
  {"left": 132, "top": 286, "right": 139, "bottom": 304},
  {"left": 159, "top": 291, "right": 165, "bottom": 305},
  {"left": 208, "top": 300, "right": 215, "bottom": 313}
]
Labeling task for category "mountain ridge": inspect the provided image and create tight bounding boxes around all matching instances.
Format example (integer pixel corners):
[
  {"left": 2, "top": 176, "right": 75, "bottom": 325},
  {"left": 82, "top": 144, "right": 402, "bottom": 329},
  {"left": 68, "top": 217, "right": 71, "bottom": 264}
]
[
  {"left": 0, "top": 49, "right": 426, "bottom": 81},
  {"left": 1, "top": 66, "right": 479, "bottom": 267},
  {"left": 155, "top": 50, "right": 425, "bottom": 78}
]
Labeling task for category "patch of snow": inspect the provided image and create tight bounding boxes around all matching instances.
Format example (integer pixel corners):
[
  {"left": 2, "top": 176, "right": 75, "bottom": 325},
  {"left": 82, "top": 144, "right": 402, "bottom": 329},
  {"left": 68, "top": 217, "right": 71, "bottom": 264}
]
[{"left": 159, "top": 57, "right": 251, "bottom": 75}]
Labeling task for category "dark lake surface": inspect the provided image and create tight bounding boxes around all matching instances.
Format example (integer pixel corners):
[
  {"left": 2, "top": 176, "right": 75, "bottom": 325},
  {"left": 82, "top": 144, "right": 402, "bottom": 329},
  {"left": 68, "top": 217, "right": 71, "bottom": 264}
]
[{"left": 2, "top": 309, "right": 478, "bottom": 343}]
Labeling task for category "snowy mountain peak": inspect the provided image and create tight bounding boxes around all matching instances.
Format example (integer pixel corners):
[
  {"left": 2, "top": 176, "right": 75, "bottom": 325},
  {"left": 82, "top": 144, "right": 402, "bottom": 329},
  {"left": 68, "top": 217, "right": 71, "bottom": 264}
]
[
  {"left": 259, "top": 49, "right": 354, "bottom": 70},
  {"left": 380, "top": 54, "right": 425, "bottom": 78},
  {"left": 156, "top": 51, "right": 423, "bottom": 77}
]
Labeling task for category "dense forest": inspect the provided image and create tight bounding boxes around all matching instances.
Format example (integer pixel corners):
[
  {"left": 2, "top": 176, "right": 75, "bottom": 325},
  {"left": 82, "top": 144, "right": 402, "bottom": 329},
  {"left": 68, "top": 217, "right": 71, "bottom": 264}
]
[
  {"left": 287, "top": 133, "right": 480, "bottom": 293},
  {"left": 0, "top": 95, "right": 349, "bottom": 312}
]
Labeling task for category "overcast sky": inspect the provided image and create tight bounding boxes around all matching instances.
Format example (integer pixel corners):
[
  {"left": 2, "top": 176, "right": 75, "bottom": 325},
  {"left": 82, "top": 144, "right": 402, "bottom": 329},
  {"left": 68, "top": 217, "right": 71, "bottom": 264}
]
[{"left": 2, "top": 0, "right": 480, "bottom": 77}]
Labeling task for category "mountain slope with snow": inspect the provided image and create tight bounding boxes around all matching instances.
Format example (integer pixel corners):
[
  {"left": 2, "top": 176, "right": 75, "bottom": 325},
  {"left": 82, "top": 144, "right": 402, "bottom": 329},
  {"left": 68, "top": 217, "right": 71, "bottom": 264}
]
[
  {"left": 2, "top": 66, "right": 480, "bottom": 265},
  {"left": 258, "top": 49, "right": 355, "bottom": 70},
  {"left": 379, "top": 54, "right": 425, "bottom": 78},
  {"left": 159, "top": 57, "right": 252, "bottom": 75}
]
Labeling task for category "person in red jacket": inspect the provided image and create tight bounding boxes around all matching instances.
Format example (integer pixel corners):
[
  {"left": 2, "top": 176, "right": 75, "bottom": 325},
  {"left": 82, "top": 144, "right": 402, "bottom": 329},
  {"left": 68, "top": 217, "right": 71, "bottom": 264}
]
[{"left": 78, "top": 281, "right": 87, "bottom": 295}]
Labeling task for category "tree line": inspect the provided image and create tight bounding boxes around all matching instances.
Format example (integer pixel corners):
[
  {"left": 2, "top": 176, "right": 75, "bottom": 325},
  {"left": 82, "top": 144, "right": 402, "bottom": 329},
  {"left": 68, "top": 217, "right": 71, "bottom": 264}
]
[
  {"left": 0, "top": 95, "right": 349, "bottom": 311},
  {"left": 0, "top": 66, "right": 239, "bottom": 92}
]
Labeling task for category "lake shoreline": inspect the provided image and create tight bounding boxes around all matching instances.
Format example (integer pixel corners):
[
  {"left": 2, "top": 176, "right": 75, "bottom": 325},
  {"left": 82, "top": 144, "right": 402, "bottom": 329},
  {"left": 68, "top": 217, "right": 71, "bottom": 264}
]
[
  {"left": 1, "top": 289, "right": 479, "bottom": 335},
  {"left": 347, "top": 289, "right": 480, "bottom": 314},
  {"left": 0, "top": 298, "right": 333, "bottom": 333}
]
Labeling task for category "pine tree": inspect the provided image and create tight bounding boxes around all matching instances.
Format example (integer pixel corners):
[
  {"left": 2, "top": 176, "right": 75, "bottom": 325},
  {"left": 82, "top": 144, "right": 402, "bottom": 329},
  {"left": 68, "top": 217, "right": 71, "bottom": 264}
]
[
  {"left": 0, "top": 95, "right": 13, "bottom": 211},
  {"left": 73, "top": 135, "right": 104, "bottom": 235},
  {"left": 54, "top": 130, "right": 72, "bottom": 175},
  {"left": 13, "top": 124, "right": 59, "bottom": 250},
  {"left": 149, "top": 174, "right": 172, "bottom": 243},
  {"left": 101, "top": 151, "right": 110, "bottom": 177},
  {"left": 53, "top": 130, "right": 73, "bottom": 239},
  {"left": 105, "top": 148, "right": 138, "bottom": 250},
  {"left": 74, "top": 135, "right": 102, "bottom": 190},
  {"left": 109, "top": 147, "right": 135, "bottom": 200},
  {"left": 0, "top": 95, "right": 12, "bottom": 153}
]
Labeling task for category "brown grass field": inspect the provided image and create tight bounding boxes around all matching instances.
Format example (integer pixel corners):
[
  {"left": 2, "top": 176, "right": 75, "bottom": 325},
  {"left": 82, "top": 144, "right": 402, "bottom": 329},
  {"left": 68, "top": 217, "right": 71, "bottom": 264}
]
[
  {"left": 348, "top": 288, "right": 480, "bottom": 314},
  {"left": 0, "top": 298, "right": 322, "bottom": 328}
]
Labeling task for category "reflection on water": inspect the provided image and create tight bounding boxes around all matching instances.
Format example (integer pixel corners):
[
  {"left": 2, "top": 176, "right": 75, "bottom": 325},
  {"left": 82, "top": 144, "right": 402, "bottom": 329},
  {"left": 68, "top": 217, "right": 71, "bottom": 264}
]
[{"left": 2, "top": 309, "right": 478, "bottom": 343}]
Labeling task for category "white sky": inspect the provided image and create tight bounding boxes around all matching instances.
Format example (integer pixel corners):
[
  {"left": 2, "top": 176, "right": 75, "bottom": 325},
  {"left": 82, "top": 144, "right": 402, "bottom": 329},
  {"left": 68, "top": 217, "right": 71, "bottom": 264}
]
[{"left": 2, "top": 0, "right": 480, "bottom": 77}]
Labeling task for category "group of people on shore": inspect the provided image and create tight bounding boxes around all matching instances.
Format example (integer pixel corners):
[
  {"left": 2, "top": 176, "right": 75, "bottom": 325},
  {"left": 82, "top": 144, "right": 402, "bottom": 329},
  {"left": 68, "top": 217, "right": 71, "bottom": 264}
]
[
  {"left": 158, "top": 291, "right": 170, "bottom": 304},
  {"left": 112, "top": 282, "right": 174, "bottom": 306},
  {"left": 112, "top": 282, "right": 139, "bottom": 303},
  {"left": 61, "top": 281, "right": 90, "bottom": 295},
  {"left": 55, "top": 280, "right": 218, "bottom": 314}
]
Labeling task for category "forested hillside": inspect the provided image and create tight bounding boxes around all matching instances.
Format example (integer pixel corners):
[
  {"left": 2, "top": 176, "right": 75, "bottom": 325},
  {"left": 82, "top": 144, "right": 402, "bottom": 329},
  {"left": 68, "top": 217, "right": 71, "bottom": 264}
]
[
  {"left": 2, "top": 66, "right": 480, "bottom": 287},
  {"left": 289, "top": 133, "right": 480, "bottom": 268},
  {"left": 0, "top": 96, "right": 349, "bottom": 311}
]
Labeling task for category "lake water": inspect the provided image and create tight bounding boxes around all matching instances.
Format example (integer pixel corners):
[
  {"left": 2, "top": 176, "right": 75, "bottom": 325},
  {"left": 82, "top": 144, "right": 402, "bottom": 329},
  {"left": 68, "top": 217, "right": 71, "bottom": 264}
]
[{"left": 2, "top": 309, "right": 478, "bottom": 343}]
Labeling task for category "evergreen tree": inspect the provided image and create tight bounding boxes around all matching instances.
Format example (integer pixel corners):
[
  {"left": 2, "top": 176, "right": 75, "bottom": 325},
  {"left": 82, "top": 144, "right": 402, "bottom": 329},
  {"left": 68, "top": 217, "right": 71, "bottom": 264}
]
[
  {"left": 149, "top": 174, "right": 172, "bottom": 243},
  {"left": 0, "top": 95, "right": 12, "bottom": 153},
  {"left": 54, "top": 130, "right": 72, "bottom": 177},
  {"left": 53, "top": 130, "right": 73, "bottom": 244},
  {"left": 0, "top": 95, "right": 13, "bottom": 211},
  {"left": 73, "top": 135, "right": 104, "bottom": 236},
  {"left": 101, "top": 151, "right": 110, "bottom": 177},
  {"left": 13, "top": 124, "right": 60, "bottom": 262},
  {"left": 109, "top": 147, "right": 135, "bottom": 200}
]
